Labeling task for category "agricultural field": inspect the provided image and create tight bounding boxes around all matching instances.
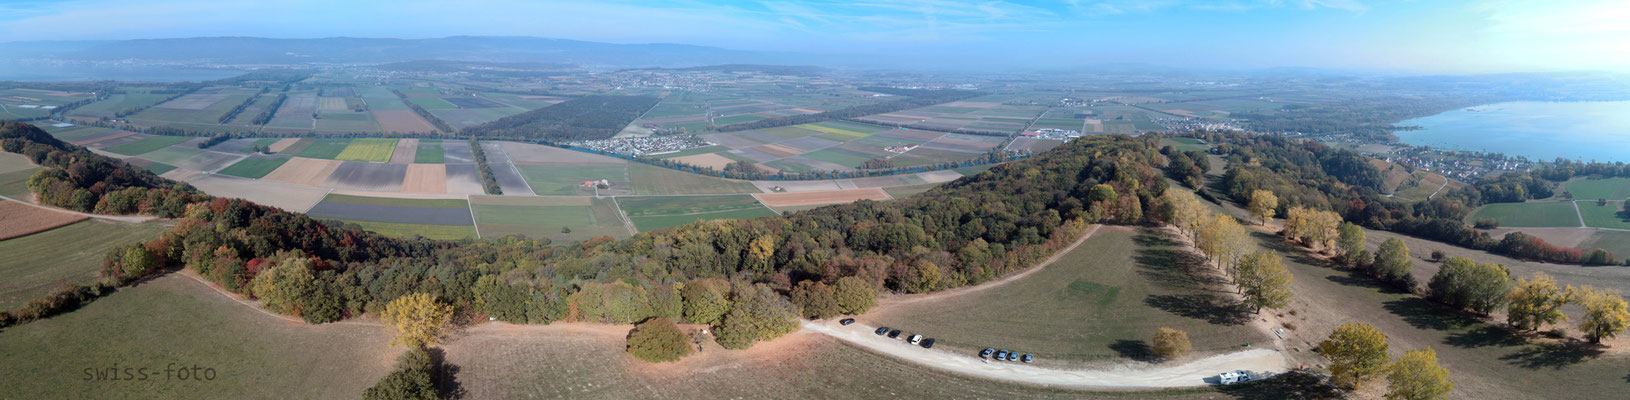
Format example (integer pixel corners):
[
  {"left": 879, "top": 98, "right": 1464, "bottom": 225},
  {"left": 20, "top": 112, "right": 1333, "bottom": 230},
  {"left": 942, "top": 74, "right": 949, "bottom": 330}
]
[
  {"left": 616, "top": 195, "right": 777, "bottom": 231},
  {"left": 516, "top": 164, "right": 627, "bottom": 195},
  {"left": 295, "top": 138, "right": 353, "bottom": 159},
  {"left": 0, "top": 200, "right": 87, "bottom": 241},
  {"left": 753, "top": 188, "right": 891, "bottom": 211},
  {"left": 1566, "top": 177, "right": 1630, "bottom": 200},
  {"left": 72, "top": 93, "right": 170, "bottom": 118},
  {"left": 0, "top": 219, "right": 170, "bottom": 310},
  {"left": 470, "top": 196, "right": 630, "bottom": 241},
  {"left": 628, "top": 164, "right": 760, "bottom": 195},
  {"left": 124, "top": 87, "right": 263, "bottom": 131},
  {"left": 1466, "top": 201, "right": 1582, "bottom": 227},
  {"left": 102, "top": 135, "right": 192, "bottom": 156},
  {"left": 305, "top": 194, "right": 476, "bottom": 240},
  {"left": 866, "top": 227, "right": 1270, "bottom": 362},
  {"left": 694, "top": 120, "right": 1000, "bottom": 171},
  {"left": 130, "top": 146, "right": 244, "bottom": 172},
  {"left": 853, "top": 96, "right": 1045, "bottom": 135},
  {"left": 413, "top": 139, "right": 445, "bottom": 163},
  {"left": 0, "top": 88, "right": 94, "bottom": 119},
  {"left": 0, "top": 275, "right": 394, "bottom": 399},
  {"left": 334, "top": 138, "right": 398, "bottom": 162},
  {"left": 215, "top": 154, "right": 292, "bottom": 179},
  {"left": 1578, "top": 200, "right": 1630, "bottom": 229},
  {"left": 1579, "top": 230, "right": 1630, "bottom": 257}
]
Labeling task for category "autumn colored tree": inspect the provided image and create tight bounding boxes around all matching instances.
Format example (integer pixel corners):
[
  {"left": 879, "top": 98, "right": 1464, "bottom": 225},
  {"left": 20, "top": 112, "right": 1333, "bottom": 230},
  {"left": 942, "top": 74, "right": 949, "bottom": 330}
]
[
  {"left": 905, "top": 260, "right": 942, "bottom": 293},
  {"left": 1574, "top": 286, "right": 1630, "bottom": 344},
  {"left": 790, "top": 280, "right": 840, "bottom": 319},
  {"left": 832, "top": 276, "right": 877, "bottom": 315},
  {"left": 1236, "top": 250, "right": 1293, "bottom": 313},
  {"left": 1151, "top": 327, "right": 1191, "bottom": 361},
  {"left": 1386, "top": 347, "right": 1454, "bottom": 400},
  {"left": 1507, "top": 272, "right": 1571, "bottom": 331},
  {"left": 382, "top": 293, "right": 454, "bottom": 348},
  {"left": 681, "top": 280, "right": 730, "bottom": 325},
  {"left": 250, "top": 255, "right": 316, "bottom": 317},
  {"left": 627, "top": 317, "right": 694, "bottom": 362},
  {"left": 1320, "top": 322, "right": 1390, "bottom": 390},
  {"left": 1336, "top": 223, "right": 1366, "bottom": 266},
  {"left": 1248, "top": 189, "right": 1278, "bottom": 225}
]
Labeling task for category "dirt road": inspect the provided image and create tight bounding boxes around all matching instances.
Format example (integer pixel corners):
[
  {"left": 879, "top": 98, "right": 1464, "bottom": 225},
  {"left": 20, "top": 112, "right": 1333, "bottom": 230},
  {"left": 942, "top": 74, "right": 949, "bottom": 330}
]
[{"left": 802, "top": 319, "right": 1289, "bottom": 388}]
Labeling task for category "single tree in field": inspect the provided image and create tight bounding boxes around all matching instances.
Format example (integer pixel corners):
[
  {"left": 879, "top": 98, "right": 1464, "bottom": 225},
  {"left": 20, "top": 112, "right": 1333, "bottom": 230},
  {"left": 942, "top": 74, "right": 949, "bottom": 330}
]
[
  {"left": 1236, "top": 250, "right": 1293, "bottom": 313},
  {"left": 1506, "top": 272, "right": 1571, "bottom": 331},
  {"left": 1248, "top": 189, "right": 1278, "bottom": 225},
  {"left": 1151, "top": 327, "right": 1191, "bottom": 361},
  {"left": 381, "top": 292, "right": 454, "bottom": 348},
  {"left": 1373, "top": 238, "right": 1416, "bottom": 289},
  {"left": 626, "top": 317, "right": 694, "bottom": 362},
  {"left": 1320, "top": 322, "right": 1390, "bottom": 390},
  {"left": 1386, "top": 347, "right": 1454, "bottom": 400},
  {"left": 1336, "top": 223, "right": 1366, "bottom": 266},
  {"left": 832, "top": 276, "right": 877, "bottom": 315},
  {"left": 1427, "top": 257, "right": 1512, "bottom": 315},
  {"left": 1574, "top": 286, "right": 1630, "bottom": 344}
]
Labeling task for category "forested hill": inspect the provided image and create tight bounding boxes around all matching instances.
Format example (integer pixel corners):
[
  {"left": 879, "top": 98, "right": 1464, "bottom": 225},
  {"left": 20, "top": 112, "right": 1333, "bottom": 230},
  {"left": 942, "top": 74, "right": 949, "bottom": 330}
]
[{"left": 4, "top": 120, "right": 1169, "bottom": 349}]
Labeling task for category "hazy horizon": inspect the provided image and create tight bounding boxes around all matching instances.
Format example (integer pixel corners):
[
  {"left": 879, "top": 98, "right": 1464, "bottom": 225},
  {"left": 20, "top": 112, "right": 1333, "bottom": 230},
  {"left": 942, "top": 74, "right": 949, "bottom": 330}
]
[{"left": 1, "top": 0, "right": 1627, "bottom": 74}]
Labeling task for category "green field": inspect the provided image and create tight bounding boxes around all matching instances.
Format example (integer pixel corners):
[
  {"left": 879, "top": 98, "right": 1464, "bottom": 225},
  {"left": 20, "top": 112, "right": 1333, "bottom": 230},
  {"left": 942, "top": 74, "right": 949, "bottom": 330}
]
[
  {"left": 516, "top": 164, "right": 627, "bottom": 195},
  {"left": 239, "top": 138, "right": 280, "bottom": 153},
  {"left": 295, "top": 139, "right": 353, "bottom": 159},
  {"left": 628, "top": 164, "right": 759, "bottom": 195},
  {"left": 216, "top": 155, "right": 291, "bottom": 179},
  {"left": 0, "top": 219, "right": 171, "bottom": 310},
  {"left": 103, "top": 136, "right": 192, "bottom": 156},
  {"left": 39, "top": 125, "right": 113, "bottom": 140},
  {"left": 1160, "top": 138, "right": 1210, "bottom": 152},
  {"left": 408, "top": 97, "right": 457, "bottom": 110},
  {"left": 882, "top": 183, "right": 942, "bottom": 198},
  {"left": 333, "top": 138, "right": 397, "bottom": 162},
  {"left": 0, "top": 168, "right": 39, "bottom": 199},
  {"left": 1566, "top": 178, "right": 1630, "bottom": 201},
  {"left": 953, "top": 163, "right": 996, "bottom": 177},
  {"left": 471, "top": 196, "right": 629, "bottom": 242},
  {"left": 334, "top": 219, "right": 477, "bottom": 240},
  {"left": 320, "top": 193, "right": 468, "bottom": 208},
  {"left": 617, "top": 195, "right": 777, "bottom": 232},
  {"left": 0, "top": 275, "right": 393, "bottom": 399},
  {"left": 714, "top": 114, "right": 765, "bottom": 125},
  {"left": 1579, "top": 230, "right": 1630, "bottom": 257},
  {"left": 140, "top": 162, "right": 177, "bottom": 175},
  {"left": 867, "top": 227, "right": 1270, "bottom": 361},
  {"left": 73, "top": 93, "right": 169, "bottom": 117},
  {"left": 1467, "top": 201, "right": 1581, "bottom": 228},
  {"left": 413, "top": 139, "right": 444, "bottom": 163},
  {"left": 1578, "top": 201, "right": 1630, "bottom": 229}
]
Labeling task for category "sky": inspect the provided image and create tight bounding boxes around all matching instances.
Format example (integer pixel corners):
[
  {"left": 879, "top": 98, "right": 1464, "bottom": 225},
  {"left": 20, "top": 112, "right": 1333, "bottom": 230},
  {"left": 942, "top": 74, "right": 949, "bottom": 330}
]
[{"left": 0, "top": 0, "right": 1626, "bottom": 73}]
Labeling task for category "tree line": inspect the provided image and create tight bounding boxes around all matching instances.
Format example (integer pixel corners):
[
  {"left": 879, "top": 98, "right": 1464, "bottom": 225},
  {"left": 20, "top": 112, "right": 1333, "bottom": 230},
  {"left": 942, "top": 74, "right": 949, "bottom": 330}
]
[
  {"left": 390, "top": 89, "right": 456, "bottom": 133},
  {"left": 468, "top": 138, "right": 501, "bottom": 195},
  {"left": 216, "top": 88, "right": 270, "bottom": 123}
]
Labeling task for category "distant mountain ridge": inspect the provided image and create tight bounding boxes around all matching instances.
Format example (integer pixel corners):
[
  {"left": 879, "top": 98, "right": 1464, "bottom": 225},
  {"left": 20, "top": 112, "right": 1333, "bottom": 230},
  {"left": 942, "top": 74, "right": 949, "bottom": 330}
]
[{"left": 2, "top": 36, "right": 825, "bottom": 67}]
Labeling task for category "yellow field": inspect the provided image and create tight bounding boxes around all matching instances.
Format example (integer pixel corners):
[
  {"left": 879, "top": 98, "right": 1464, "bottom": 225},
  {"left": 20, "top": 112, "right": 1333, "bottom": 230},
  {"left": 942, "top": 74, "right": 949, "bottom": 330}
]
[
  {"left": 803, "top": 124, "right": 869, "bottom": 138},
  {"left": 334, "top": 138, "right": 398, "bottom": 162}
]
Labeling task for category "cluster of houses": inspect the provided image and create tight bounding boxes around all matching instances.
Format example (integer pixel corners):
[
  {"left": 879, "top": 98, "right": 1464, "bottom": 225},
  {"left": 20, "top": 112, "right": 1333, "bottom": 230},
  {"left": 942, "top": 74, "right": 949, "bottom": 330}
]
[
  {"left": 884, "top": 144, "right": 919, "bottom": 153},
  {"left": 1018, "top": 128, "right": 1083, "bottom": 140},
  {"left": 571, "top": 135, "right": 710, "bottom": 157},
  {"left": 1150, "top": 116, "right": 1247, "bottom": 133},
  {"left": 1378, "top": 148, "right": 1534, "bottom": 182}
]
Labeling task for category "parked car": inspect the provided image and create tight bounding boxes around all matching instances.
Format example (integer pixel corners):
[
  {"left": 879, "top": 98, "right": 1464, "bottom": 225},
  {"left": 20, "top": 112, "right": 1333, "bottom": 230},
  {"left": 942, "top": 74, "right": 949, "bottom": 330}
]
[
  {"left": 1022, "top": 354, "right": 1034, "bottom": 363},
  {"left": 995, "top": 350, "right": 1009, "bottom": 360},
  {"left": 1007, "top": 352, "right": 1020, "bottom": 361},
  {"left": 840, "top": 318, "right": 856, "bottom": 325},
  {"left": 908, "top": 334, "right": 923, "bottom": 345},
  {"left": 887, "top": 329, "right": 902, "bottom": 338},
  {"left": 875, "top": 327, "right": 890, "bottom": 335},
  {"left": 921, "top": 338, "right": 935, "bottom": 349},
  {"left": 980, "top": 348, "right": 995, "bottom": 358},
  {"left": 1218, "top": 370, "right": 1253, "bottom": 385}
]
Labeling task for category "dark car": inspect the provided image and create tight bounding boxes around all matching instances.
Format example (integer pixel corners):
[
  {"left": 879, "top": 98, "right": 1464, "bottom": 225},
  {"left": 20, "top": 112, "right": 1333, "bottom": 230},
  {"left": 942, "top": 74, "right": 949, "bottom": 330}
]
[
  {"left": 980, "top": 348, "right": 995, "bottom": 358},
  {"left": 995, "top": 350, "right": 1009, "bottom": 360},
  {"left": 875, "top": 327, "right": 890, "bottom": 335},
  {"left": 887, "top": 329, "right": 902, "bottom": 338},
  {"left": 921, "top": 338, "right": 936, "bottom": 349},
  {"left": 840, "top": 318, "right": 856, "bottom": 325},
  {"left": 1022, "top": 354, "right": 1034, "bottom": 363}
]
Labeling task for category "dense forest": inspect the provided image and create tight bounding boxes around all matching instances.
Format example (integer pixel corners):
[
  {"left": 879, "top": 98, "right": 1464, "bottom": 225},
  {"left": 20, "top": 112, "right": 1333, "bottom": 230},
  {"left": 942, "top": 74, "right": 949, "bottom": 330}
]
[
  {"left": 2, "top": 121, "right": 1161, "bottom": 350},
  {"left": 463, "top": 95, "right": 660, "bottom": 140},
  {"left": 715, "top": 87, "right": 982, "bottom": 132},
  {"left": 0, "top": 122, "right": 207, "bottom": 216}
]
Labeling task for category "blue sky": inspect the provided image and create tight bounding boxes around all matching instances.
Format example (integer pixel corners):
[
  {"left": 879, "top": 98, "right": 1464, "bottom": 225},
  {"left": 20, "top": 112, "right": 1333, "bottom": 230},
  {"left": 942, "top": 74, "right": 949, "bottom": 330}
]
[{"left": 0, "top": 0, "right": 1626, "bottom": 73}]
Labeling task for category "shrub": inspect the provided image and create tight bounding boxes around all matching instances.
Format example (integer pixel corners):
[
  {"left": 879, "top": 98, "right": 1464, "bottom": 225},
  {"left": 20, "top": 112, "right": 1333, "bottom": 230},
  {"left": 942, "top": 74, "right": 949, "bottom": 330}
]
[
  {"left": 626, "top": 318, "right": 694, "bottom": 363},
  {"left": 1151, "top": 327, "right": 1191, "bottom": 360},
  {"left": 1473, "top": 218, "right": 1499, "bottom": 229},
  {"left": 362, "top": 348, "right": 439, "bottom": 400},
  {"left": 1426, "top": 257, "right": 1512, "bottom": 315}
]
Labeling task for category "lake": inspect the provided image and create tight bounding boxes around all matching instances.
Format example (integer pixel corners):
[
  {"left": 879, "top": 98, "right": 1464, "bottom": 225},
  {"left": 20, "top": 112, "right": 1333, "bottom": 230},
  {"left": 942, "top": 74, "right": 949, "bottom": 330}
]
[{"left": 1395, "top": 101, "right": 1630, "bottom": 163}]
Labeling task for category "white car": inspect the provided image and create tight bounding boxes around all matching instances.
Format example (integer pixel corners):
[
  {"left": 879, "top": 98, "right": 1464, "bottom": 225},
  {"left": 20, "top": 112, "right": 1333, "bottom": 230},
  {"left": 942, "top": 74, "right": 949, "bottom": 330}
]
[
  {"left": 1218, "top": 370, "right": 1253, "bottom": 385},
  {"left": 908, "top": 334, "right": 923, "bottom": 345}
]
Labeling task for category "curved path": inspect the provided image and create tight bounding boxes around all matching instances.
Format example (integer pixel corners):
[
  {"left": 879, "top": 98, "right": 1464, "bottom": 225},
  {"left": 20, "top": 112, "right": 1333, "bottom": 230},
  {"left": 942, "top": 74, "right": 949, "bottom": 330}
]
[{"left": 803, "top": 320, "right": 1288, "bottom": 388}]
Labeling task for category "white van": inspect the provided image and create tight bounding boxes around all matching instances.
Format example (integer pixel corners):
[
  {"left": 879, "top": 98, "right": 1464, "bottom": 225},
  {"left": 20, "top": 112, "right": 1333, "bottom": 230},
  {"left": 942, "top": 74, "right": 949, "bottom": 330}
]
[
  {"left": 908, "top": 334, "right": 923, "bottom": 345},
  {"left": 1218, "top": 370, "right": 1252, "bottom": 385}
]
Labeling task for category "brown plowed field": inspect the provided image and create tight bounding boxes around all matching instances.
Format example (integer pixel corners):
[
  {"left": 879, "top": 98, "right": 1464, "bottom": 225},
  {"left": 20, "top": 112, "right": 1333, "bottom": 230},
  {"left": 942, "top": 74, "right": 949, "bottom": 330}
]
[
  {"left": 261, "top": 157, "right": 343, "bottom": 186},
  {"left": 671, "top": 153, "right": 735, "bottom": 170},
  {"left": 753, "top": 188, "right": 892, "bottom": 208},
  {"left": 267, "top": 138, "right": 303, "bottom": 153},
  {"left": 389, "top": 139, "right": 419, "bottom": 164},
  {"left": 0, "top": 201, "right": 89, "bottom": 240},
  {"left": 501, "top": 142, "right": 626, "bottom": 165},
  {"left": 372, "top": 110, "right": 437, "bottom": 133},
  {"left": 401, "top": 164, "right": 447, "bottom": 193}
]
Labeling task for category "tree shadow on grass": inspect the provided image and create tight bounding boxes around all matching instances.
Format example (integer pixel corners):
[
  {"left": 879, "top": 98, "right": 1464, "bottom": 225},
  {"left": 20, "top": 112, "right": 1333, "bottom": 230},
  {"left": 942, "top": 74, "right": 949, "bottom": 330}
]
[
  {"left": 1382, "top": 297, "right": 1479, "bottom": 333},
  {"left": 1133, "top": 231, "right": 1228, "bottom": 292},
  {"left": 1109, "top": 339, "right": 1155, "bottom": 362},
  {"left": 1145, "top": 293, "right": 1253, "bottom": 326},
  {"left": 1444, "top": 324, "right": 1529, "bottom": 350},
  {"left": 1250, "top": 231, "right": 1330, "bottom": 270},
  {"left": 1215, "top": 371, "right": 1344, "bottom": 400},
  {"left": 1499, "top": 340, "right": 1606, "bottom": 370}
]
